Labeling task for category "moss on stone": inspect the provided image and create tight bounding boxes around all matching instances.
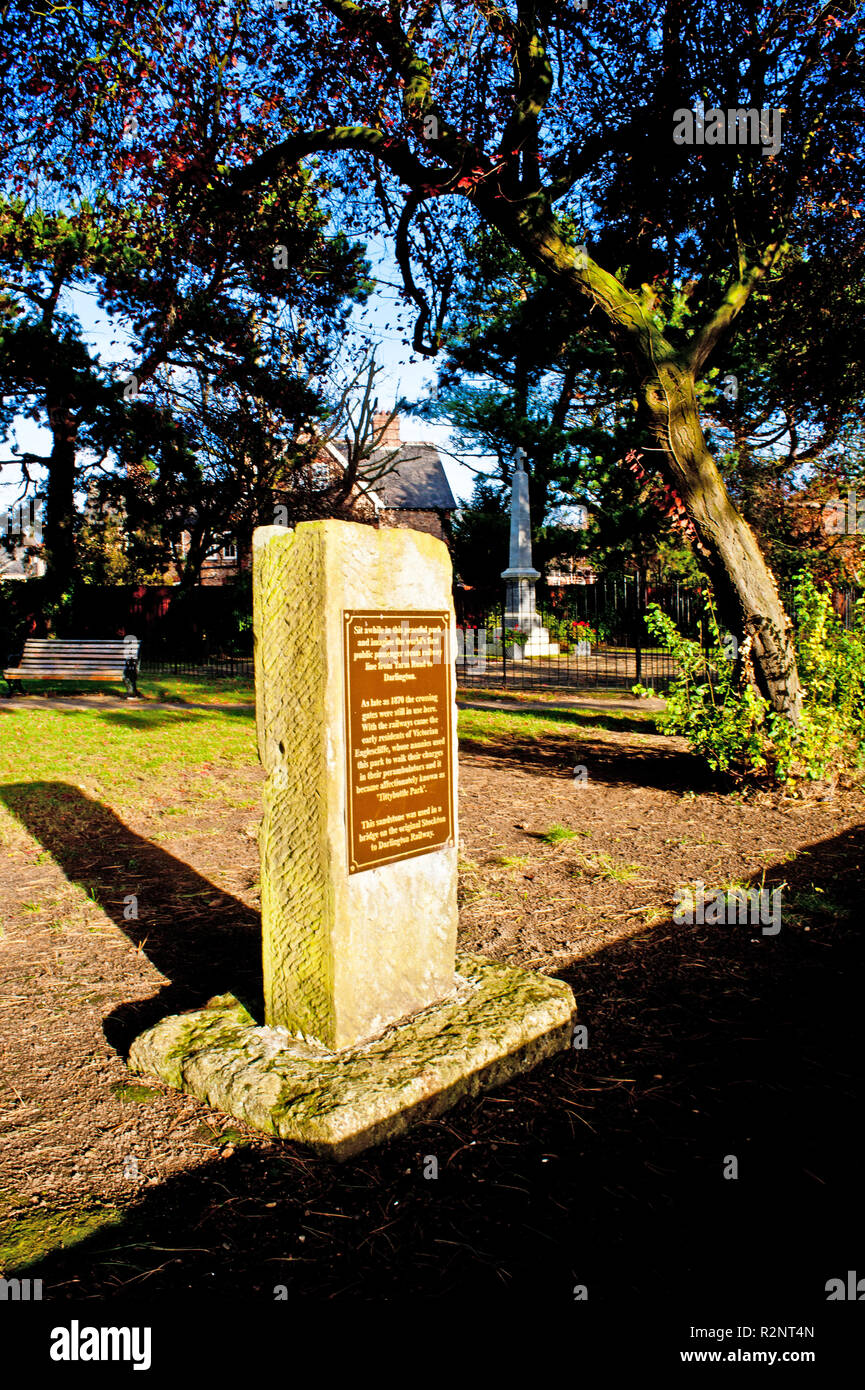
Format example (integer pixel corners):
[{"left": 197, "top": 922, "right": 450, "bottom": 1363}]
[
  {"left": 0, "top": 1202, "right": 123, "bottom": 1274},
  {"left": 129, "top": 953, "right": 576, "bottom": 1160}
]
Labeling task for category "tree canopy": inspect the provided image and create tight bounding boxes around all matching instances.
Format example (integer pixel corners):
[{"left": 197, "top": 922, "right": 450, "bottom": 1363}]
[{"left": 1, "top": 0, "right": 863, "bottom": 714}]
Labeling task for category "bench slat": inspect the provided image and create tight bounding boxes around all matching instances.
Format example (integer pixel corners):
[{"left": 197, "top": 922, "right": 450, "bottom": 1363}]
[
  {"left": 12, "top": 658, "right": 137, "bottom": 665},
  {"left": 5, "top": 638, "right": 140, "bottom": 691},
  {"left": 5, "top": 669, "right": 128, "bottom": 675},
  {"left": 17, "top": 649, "right": 137, "bottom": 653},
  {"left": 14, "top": 658, "right": 136, "bottom": 664},
  {"left": 6, "top": 659, "right": 133, "bottom": 665},
  {"left": 22, "top": 636, "right": 137, "bottom": 640},
  {"left": 20, "top": 641, "right": 138, "bottom": 648},
  {"left": 15, "top": 663, "right": 138, "bottom": 668},
  {"left": 4, "top": 669, "right": 132, "bottom": 675},
  {"left": 20, "top": 646, "right": 137, "bottom": 653},
  {"left": 23, "top": 639, "right": 135, "bottom": 644}
]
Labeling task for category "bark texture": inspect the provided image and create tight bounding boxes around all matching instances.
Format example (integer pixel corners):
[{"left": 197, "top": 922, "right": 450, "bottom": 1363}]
[{"left": 640, "top": 362, "right": 802, "bottom": 722}]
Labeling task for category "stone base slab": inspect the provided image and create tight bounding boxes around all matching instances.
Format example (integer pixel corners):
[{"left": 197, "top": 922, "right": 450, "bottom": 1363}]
[{"left": 127, "top": 954, "right": 576, "bottom": 1161}]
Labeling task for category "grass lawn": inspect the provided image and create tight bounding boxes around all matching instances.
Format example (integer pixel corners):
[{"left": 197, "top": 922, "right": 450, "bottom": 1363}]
[
  {"left": 457, "top": 699, "right": 659, "bottom": 742},
  {"left": 0, "top": 698, "right": 257, "bottom": 815},
  {"left": 0, "top": 688, "right": 657, "bottom": 814}
]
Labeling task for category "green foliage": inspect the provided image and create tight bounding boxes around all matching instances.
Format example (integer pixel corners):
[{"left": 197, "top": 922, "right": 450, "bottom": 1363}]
[
  {"left": 451, "top": 478, "right": 509, "bottom": 588},
  {"left": 541, "top": 824, "right": 578, "bottom": 845},
  {"left": 767, "top": 573, "right": 865, "bottom": 783},
  {"left": 643, "top": 595, "right": 769, "bottom": 778},
  {"left": 646, "top": 575, "right": 865, "bottom": 784}
]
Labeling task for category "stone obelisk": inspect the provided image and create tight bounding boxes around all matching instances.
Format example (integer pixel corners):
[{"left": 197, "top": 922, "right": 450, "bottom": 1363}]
[{"left": 500, "top": 449, "right": 558, "bottom": 657}]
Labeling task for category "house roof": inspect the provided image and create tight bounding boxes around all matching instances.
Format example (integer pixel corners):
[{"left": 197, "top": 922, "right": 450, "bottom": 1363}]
[{"left": 362, "top": 444, "right": 457, "bottom": 512}]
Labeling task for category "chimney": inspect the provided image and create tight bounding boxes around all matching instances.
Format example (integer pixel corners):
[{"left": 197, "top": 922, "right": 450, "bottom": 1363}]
[{"left": 372, "top": 410, "right": 401, "bottom": 449}]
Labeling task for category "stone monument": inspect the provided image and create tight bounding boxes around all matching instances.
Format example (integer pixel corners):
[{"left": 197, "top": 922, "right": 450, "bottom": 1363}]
[
  {"left": 499, "top": 449, "right": 559, "bottom": 659},
  {"left": 129, "top": 520, "right": 575, "bottom": 1159}
]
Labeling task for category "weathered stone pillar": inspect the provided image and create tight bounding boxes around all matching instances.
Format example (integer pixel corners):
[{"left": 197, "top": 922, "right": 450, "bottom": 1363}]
[
  {"left": 501, "top": 455, "right": 542, "bottom": 629},
  {"left": 254, "top": 520, "right": 458, "bottom": 1050},
  {"left": 128, "top": 518, "right": 576, "bottom": 1159}
]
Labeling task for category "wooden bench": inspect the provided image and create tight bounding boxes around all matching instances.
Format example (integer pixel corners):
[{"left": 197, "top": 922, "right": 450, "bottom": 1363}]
[{"left": 4, "top": 638, "right": 141, "bottom": 697}]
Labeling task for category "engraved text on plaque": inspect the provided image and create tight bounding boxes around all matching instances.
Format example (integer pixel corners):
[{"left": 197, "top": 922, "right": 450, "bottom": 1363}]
[{"left": 343, "top": 610, "right": 454, "bottom": 873}]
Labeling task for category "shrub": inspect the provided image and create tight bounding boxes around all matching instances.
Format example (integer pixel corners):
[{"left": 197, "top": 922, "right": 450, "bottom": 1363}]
[
  {"left": 767, "top": 572, "right": 865, "bottom": 784},
  {"left": 640, "top": 593, "right": 768, "bottom": 778},
  {"left": 641, "top": 576, "right": 865, "bottom": 785}
]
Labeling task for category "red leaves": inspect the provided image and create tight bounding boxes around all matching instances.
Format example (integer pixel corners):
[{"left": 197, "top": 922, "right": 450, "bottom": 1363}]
[
  {"left": 625, "top": 449, "right": 696, "bottom": 540},
  {"left": 455, "top": 166, "right": 489, "bottom": 192}
]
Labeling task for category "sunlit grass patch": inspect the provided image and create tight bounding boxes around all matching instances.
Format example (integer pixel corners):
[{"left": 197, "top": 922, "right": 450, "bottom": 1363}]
[
  {"left": 541, "top": 823, "right": 580, "bottom": 846},
  {"left": 0, "top": 706, "right": 260, "bottom": 881},
  {"left": 458, "top": 706, "right": 581, "bottom": 743},
  {"left": 494, "top": 852, "right": 530, "bottom": 870},
  {"left": 457, "top": 700, "right": 658, "bottom": 745},
  {"left": 572, "top": 853, "right": 645, "bottom": 884},
  {"left": 5, "top": 673, "right": 254, "bottom": 705},
  {"left": 0, "top": 706, "right": 257, "bottom": 801},
  {"left": 143, "top": 673, "right": 254, "bottom": 704},
  {"left": 111, "top": 1082, "right": 159, "bottom": 1104}
]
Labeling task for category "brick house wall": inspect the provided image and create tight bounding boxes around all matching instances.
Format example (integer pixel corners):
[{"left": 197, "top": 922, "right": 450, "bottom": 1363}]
[{"left": 378, "top": 507, "right": 449, "bottom": 542}]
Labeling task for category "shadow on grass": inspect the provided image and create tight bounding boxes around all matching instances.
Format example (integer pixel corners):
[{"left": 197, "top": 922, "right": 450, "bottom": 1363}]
[
  {"left": 94, "top": 705, "right": 255, "bottom": 729},
  {"left": 1, "top": 701, "right": 255, "bottom": 729},
  {"left": 3, "top": 805, "right": 863, "bottom": 1305},
  {"left": 0, "top": 782, "right": 263, "bottom": 1044},
  {"left": 458, "top": 699, "right": 657, "bottom": 737}
]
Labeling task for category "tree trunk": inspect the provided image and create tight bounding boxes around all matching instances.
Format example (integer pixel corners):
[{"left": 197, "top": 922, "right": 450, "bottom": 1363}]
[
  {"left": 43, "top": 399, "right": 78, "bottom": 619},
  {"left": 487, "top": 205, "right": 803, "bottom": 723},
  {"left": 640, "top": 361, "right": 802, "bottom": 722}
]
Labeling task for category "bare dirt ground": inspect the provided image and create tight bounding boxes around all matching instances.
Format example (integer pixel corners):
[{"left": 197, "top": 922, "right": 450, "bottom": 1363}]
[{"left": 1, "top": 693, "right": 863, "bottom": 1306}]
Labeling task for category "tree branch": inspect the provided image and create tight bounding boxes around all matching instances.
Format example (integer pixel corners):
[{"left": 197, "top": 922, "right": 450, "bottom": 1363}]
[
  {"left": 497, "top": 1, "right": 553, "bottom": 194},
  {"left": 230, "top": 125, "right": 442, "bottom": 199},
  {"left": 684, "top": 240, "right": 787, "bottom": 377}
]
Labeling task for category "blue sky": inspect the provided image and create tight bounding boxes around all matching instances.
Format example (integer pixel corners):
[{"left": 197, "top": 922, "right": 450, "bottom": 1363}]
[{"left": 0, "top": 241, "right": 486, "bottom": 516}]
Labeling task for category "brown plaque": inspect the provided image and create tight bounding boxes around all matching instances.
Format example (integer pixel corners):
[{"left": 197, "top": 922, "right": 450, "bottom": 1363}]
[{"left": 343, "top": 610, "right": 454, "bottom": 874}]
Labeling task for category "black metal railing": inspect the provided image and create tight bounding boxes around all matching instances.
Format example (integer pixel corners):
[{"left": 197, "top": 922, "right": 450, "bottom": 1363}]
[
  {"left": 132, "top": 573, "right": 859, "bottom": 695},
  {"left": 139, "top": 655, "right": 253, "bottom": 679}
]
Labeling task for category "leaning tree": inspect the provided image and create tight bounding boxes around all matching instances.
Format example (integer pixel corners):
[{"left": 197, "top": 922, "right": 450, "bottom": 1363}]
[
  {"left": 3, "top": 0, "right": 863, "bottom": 717},
  {"left": 234, "top": 0, "right": 865, "bottom": 722}
]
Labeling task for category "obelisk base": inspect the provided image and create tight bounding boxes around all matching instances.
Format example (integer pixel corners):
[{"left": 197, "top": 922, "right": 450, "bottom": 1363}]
[
  {"left": 498, "top": 570, "right": 560, "bottom": 657},
  {"left": 128, "top": 954, "right": 576, "bottom": 1161}
]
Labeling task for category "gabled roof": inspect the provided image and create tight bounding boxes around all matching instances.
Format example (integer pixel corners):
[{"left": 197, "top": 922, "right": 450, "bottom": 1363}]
[{"left": 346, "top": 443, "right": 457, "bottom": 511}]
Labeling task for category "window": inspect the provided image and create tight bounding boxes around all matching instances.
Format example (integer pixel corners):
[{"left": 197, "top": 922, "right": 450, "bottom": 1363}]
[{"left": 222, "top": 540, "right": 238, "bottom": 562}]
